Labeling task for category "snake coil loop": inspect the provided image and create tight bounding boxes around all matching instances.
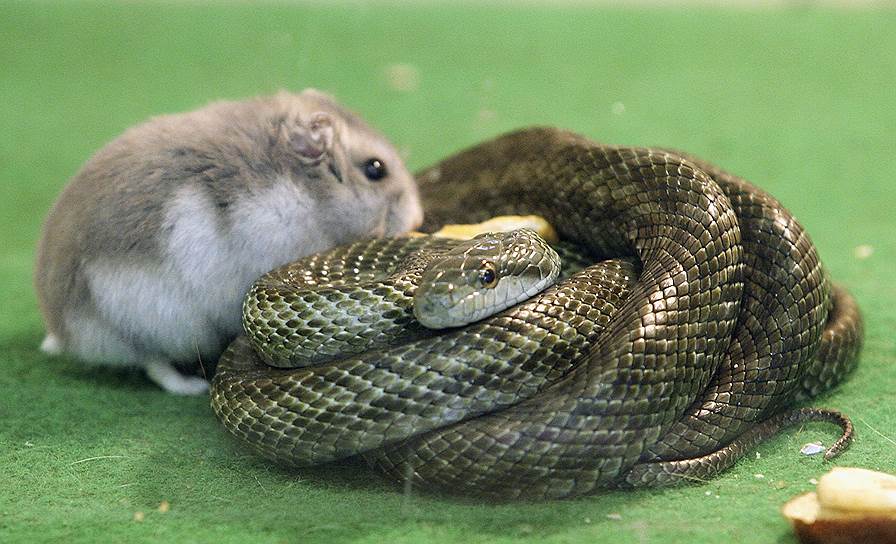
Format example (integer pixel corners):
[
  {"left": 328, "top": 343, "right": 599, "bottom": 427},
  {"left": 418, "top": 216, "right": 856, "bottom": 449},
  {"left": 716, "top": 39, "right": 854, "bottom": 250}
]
[{"left": 212, "top": 128, "right": 862, "bottom": 499}]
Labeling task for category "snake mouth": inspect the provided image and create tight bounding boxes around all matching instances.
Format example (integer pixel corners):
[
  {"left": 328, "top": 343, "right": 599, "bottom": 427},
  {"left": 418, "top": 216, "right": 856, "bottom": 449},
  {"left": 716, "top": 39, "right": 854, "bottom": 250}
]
[
  {"left": 412, "top": 292, "right": 457, "bottom": 329},
  {"left": 413, "top": 274, "right": 558, "bottom": 330}
]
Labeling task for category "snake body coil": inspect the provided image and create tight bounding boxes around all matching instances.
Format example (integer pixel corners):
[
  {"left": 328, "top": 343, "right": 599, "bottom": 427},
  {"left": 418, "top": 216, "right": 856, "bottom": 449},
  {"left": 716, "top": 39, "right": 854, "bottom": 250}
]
[{"left": 211, "top": 128, "right": 863, "bottom": 499}]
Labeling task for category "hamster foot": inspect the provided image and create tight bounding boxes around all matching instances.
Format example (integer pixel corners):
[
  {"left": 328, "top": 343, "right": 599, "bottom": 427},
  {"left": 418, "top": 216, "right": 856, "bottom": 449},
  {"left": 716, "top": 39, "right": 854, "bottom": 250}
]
[{"left": 145, "top": 359, "right": 209, "bottom": 395}]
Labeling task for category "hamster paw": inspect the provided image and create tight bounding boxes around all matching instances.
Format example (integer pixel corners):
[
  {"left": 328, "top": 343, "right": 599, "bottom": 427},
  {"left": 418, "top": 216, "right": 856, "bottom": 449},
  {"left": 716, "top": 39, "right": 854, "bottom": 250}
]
[
  {"left": 145, "top": 359, "right": 209, "bottom": 395},
  {"left": 40, "top": 334, "right": 63, "bottom": 355}
]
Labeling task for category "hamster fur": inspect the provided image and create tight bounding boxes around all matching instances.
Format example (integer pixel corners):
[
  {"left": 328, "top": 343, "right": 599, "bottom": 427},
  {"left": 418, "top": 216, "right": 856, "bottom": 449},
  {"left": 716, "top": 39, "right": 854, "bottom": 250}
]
[{"left": 34, "top": 89, "right": 423, "bottom": 394}]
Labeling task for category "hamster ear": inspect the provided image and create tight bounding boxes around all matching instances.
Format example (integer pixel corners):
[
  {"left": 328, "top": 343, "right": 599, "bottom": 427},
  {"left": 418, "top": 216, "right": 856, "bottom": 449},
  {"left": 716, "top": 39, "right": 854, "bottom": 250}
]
[{"left": 287, "top": 111, "right": 336, "bottom": 164}]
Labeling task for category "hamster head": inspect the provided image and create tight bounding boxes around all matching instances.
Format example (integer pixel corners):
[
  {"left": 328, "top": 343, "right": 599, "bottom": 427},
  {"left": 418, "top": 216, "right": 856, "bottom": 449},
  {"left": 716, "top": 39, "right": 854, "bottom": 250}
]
[{"left": 275, "top": 89, "right": 423, "bottom": 240}]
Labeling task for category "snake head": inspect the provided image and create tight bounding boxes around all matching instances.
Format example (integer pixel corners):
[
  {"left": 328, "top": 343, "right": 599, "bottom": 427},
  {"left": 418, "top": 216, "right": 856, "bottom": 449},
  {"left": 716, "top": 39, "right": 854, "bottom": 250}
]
[{"left": 413, "top": 229, "right": 561, "bottom": 329}]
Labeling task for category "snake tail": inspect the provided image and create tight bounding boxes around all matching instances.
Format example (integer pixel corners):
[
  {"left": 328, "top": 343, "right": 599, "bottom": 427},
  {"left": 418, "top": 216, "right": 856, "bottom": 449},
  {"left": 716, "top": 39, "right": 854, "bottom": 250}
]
[{"left": 618, "top": 408, "right": 854, "bottom": 488}]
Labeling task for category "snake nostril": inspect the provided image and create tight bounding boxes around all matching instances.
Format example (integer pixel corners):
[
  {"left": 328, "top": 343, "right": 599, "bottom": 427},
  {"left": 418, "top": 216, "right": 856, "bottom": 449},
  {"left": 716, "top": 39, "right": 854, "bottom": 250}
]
[{"left": 414, "top": 297, "right": 432, "bottom": 316}]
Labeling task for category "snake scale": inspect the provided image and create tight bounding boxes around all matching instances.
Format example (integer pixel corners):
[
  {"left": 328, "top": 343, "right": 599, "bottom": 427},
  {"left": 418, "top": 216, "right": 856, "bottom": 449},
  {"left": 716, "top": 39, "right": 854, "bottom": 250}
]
[{"left": 211, "top": 127, "right": 863, "bottom": 499}]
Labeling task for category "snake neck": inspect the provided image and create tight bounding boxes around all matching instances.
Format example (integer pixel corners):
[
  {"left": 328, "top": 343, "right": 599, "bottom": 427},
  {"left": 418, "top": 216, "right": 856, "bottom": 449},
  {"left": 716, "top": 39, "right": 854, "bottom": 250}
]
[{"left": 243, "top": 237, "right": 457, "bottom": 368}]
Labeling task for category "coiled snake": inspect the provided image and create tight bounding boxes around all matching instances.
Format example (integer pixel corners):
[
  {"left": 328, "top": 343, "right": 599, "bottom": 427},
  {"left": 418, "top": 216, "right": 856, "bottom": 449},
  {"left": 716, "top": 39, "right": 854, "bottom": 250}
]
[{"left": 211, "top": 127, "right": 863, "bottom": 499}]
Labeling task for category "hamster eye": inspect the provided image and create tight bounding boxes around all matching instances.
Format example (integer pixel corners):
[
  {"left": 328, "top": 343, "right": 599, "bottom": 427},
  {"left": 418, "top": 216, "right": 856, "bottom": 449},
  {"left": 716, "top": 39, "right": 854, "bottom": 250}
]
[{"left": 363, "top": 158, "right": 388, "bottom": 181}]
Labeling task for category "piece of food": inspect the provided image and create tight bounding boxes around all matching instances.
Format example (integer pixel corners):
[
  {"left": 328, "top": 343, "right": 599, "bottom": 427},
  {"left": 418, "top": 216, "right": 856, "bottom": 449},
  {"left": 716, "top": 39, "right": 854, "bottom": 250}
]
[
  {"left": 428, "top": 215, "right": 559, "bottom": 242},
  {"left": 782, "top": 467, "right": 896, "bottom": 544}
]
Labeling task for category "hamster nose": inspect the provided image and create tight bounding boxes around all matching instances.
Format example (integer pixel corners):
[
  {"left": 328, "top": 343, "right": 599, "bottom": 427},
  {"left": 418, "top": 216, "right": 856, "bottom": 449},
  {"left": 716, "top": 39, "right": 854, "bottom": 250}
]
[
  {"left": 406, "top": 189, "right": 424, "bottom": 230},
  {"left": 409, "top": 199, "right": 424, "bottom": 230}
]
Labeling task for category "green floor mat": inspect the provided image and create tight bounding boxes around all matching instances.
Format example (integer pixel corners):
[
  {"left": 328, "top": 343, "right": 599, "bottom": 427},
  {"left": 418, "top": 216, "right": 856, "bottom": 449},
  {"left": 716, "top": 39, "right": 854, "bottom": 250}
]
[{"left": 2, "top": 2, "right": 893, "bottom": 543}]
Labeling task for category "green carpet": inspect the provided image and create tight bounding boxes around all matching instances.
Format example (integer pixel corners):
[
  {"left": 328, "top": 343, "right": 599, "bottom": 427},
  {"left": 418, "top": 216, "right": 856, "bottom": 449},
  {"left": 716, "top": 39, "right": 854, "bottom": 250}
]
[{"left": 2, "top": 2, "right": 894, "bottom": 542}]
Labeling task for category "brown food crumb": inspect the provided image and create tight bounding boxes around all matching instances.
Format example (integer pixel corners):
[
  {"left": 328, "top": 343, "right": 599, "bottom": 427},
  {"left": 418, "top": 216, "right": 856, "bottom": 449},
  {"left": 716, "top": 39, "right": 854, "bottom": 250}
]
[{"left": 783, "top": 468, "right": 896, "bottom": 544}]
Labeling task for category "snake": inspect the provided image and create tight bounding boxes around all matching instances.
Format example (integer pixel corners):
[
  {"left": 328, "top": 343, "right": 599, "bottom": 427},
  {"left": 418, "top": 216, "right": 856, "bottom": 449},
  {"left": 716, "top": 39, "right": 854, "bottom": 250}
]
[{"left": 211, "top": 127, "right": 863, "bottom": 499}]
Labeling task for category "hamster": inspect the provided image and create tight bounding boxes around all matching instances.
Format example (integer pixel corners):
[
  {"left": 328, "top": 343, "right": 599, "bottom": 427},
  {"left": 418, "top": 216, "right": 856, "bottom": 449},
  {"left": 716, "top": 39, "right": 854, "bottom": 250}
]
[{"left": 34, "top": 89, "right": 424, "bottom": 395}]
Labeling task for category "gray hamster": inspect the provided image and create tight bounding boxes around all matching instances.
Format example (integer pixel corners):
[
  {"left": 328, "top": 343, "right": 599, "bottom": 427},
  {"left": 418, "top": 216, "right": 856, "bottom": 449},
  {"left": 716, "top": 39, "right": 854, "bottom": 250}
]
[{"left": 34, "top": 89, "right": 424, "bottom": 394}]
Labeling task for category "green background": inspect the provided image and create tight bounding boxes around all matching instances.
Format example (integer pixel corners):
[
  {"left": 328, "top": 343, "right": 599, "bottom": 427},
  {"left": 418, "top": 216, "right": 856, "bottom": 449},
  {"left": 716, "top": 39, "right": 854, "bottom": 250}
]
[{"left": 2, "top": 1, "right": 894, "bottom": 542}]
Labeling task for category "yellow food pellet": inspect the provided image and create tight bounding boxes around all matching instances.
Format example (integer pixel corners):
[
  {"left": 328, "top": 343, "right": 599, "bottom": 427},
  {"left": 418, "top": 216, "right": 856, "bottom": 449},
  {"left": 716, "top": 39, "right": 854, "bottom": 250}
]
[{"left": 433, "top": 215, "right": 559, "bottom": 243}]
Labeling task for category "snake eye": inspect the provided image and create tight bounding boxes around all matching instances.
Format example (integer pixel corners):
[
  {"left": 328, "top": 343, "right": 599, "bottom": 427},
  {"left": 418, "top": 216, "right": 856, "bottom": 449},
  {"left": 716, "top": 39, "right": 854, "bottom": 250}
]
[
  {"left": 363, "top": 158, "right": 387, "bottom": 181},
  {"left": 478, "top": 262, "right": 497, "bottom": 288}
]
